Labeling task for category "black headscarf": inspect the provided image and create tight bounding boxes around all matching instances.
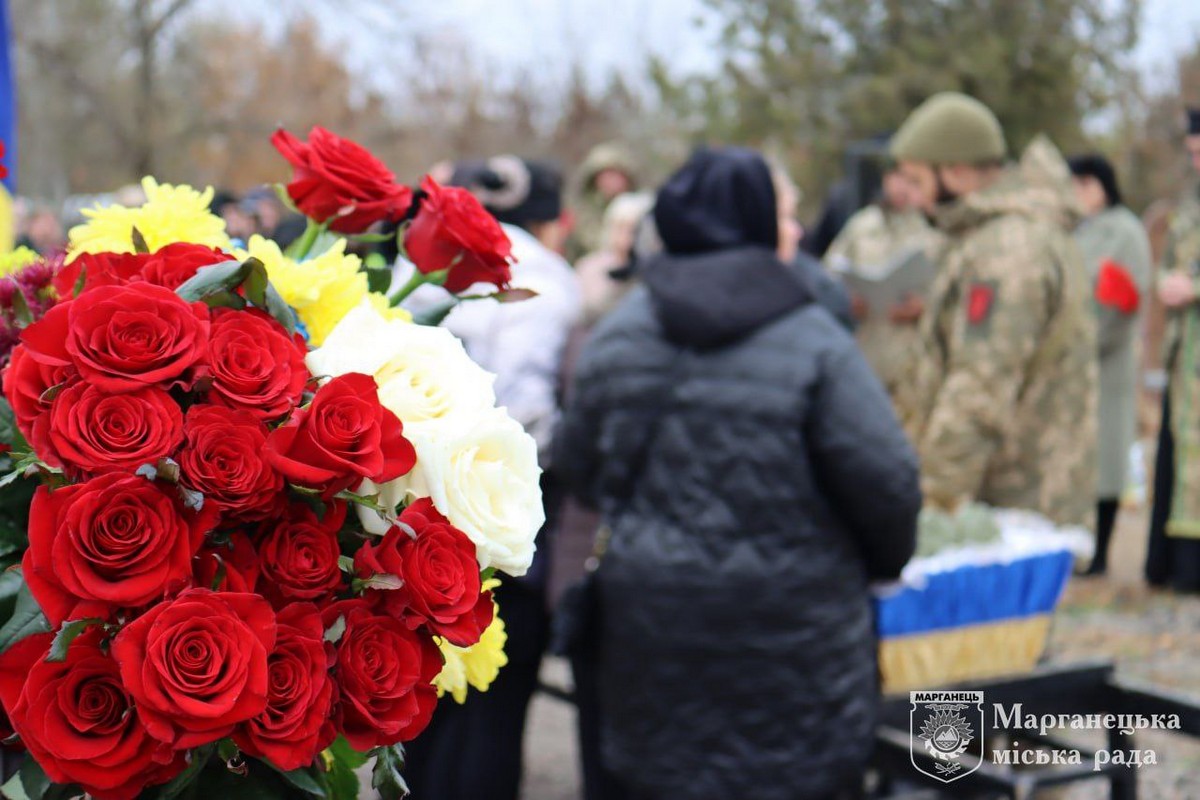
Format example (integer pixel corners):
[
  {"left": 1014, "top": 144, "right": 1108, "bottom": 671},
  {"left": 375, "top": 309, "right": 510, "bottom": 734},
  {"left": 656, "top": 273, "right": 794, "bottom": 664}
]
[
  {"left": 1067, "top": 154, "right": 1122, "bottom": 208},
  {"left": 450, "top": 156, "right": 562, "bottom": 229},
  {"left": 653, "top": 147, "right": 778, "bottom": 255},
  {"left": 1188, "top": 108, "right": 1200, "bottom": 136}
]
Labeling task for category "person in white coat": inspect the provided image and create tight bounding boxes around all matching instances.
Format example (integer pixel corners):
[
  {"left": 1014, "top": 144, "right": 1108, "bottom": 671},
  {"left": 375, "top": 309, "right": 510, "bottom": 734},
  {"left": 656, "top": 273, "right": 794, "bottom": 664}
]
[{"left": 401, "top": 156, "right": 581, "bottom": 800}]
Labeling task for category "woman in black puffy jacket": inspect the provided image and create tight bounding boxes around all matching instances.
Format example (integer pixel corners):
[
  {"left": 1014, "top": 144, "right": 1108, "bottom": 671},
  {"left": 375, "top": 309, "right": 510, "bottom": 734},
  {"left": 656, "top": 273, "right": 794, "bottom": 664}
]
[{"left": 557, "top": 147, "right": 921, "bottom": 800}]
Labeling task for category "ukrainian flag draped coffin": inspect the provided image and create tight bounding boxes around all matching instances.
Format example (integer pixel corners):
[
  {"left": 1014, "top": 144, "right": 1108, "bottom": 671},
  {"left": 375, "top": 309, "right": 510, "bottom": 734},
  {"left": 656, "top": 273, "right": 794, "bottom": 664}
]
[{"left": 874, "top": 509, "right": 1089, "bottom": 691}]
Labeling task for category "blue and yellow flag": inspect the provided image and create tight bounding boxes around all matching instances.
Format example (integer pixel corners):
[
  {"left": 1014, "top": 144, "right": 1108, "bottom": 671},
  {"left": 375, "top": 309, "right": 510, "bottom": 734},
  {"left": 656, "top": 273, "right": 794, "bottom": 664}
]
[{"left": 0, "top": 0, "right": 13, "bottom": 253}]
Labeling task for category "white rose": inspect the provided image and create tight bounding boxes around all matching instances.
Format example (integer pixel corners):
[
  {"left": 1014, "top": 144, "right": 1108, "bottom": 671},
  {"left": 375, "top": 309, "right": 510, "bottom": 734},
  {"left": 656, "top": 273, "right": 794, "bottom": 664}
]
[
  {"left": 360, "top": 408, "right": 544, "bottom": 576},
  {"left": 306, "top": 302, "right": 496, "bottom": 429}
]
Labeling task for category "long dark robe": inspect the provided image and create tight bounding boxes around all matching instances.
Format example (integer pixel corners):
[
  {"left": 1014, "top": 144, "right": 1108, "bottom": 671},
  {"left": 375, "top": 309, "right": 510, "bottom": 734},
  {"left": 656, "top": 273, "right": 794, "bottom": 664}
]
[{"left": 1146, "top": 396, "right": 1200, "bottom": 590}]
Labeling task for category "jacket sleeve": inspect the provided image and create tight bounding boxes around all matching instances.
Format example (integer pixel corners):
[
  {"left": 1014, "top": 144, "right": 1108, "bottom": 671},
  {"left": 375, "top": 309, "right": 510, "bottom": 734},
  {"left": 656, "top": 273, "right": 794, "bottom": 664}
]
[
  {"left": 918, "top": 247, "right": 1052, "bottom": 508},
  {"left": 806, "top": 335, "right": 921, "bottom": 579}
]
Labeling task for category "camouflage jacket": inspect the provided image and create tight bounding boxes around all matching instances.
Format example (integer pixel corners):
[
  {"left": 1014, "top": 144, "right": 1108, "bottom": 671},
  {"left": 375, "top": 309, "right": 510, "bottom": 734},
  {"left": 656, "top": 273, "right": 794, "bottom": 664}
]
[
  {"left": 906, "top": 136, "right": 1097, "bottom": 527},
  {"left": 825, "top": 205, "right": 937, "bottom": 402},
  {"left": 1162, "top": 185, "right": 1200, "bottom": 536}
]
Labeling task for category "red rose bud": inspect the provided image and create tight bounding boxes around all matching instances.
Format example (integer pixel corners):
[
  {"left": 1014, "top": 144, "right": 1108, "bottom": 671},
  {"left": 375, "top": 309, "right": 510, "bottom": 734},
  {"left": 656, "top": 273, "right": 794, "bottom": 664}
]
[
  {"left": 194, "top": 535, "right": 261, "bottom": 593},
  {"left": 322, "top": 599, "right": 442, "bottom": 751},
  {"left": 256, "top": 502, "right": 347, "bottom": 609},
  {"left": 0, "top": 632, "right": 185, "bottom": 800},
  {"left": 51, "top": 251, "right": 149, "bottom": 299},
  {"left": 404, "top": 176, "right": 514, "bottom": 294},
  {"left": 179, "top": 404, "right": 284, "bottom": 522},
  {"left": 45, "top": 381, "right": 184, "bottom": 477},
  {"left": 205, "top": 307, "right": 309, "bottom": 422},
  {"left": 24, "top": 282, "right": 210, "bottom": 393},
  {"left": 139, "top": 242, "right": 229, "bottom": 290},
  {"left": 271, "top": 126, "right": 413, "bottom": 234},
  {"left": 22, "top": 474, "right": 217, "bottom": 627},
  {"left": 110, "top": 589, "right": 277, "bottom": 748},
  {"left": 3, "top": 342, "right": 73, "bottom": 452},
  {"left": 265, "top": 372, "right": 416, "bottom": 497},
  {"left": 355, "top": 497, "right": 493, "bottom": 647},
  {"left": 234, "top": 603, "right": 336, "bottom": 770}
]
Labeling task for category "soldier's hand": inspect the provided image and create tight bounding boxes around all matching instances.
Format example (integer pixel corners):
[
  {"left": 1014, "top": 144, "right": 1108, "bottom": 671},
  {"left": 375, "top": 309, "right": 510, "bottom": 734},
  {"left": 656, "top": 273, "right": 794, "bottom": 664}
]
[
  {"left": 851, "top": 293, "right": 870, "bottom": 321},
  {"left": 889, "top": 293, "right": 925, "bottom": 324},
  {"left": 1159, "top": 272, "right": 1197, "bottom": 309}
]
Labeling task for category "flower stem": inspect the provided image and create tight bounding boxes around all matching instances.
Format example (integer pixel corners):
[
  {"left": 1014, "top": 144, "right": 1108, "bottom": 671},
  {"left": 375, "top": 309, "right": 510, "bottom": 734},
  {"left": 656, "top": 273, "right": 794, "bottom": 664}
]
[
  {"left": 387, "top": 269, "right": 429, "bottom": 307},
  {"left": 286, "top": 219, "right": 327, "bottom": 261}
]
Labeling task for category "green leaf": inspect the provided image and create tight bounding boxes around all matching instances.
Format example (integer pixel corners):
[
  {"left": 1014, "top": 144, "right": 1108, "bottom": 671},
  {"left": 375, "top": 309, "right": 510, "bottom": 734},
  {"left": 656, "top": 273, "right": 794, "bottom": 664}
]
[
  {"left": 216, "top": 738, "right": 239, "bottom": 763},
  {"left": 365, "top": 266, "right": 392, "bottom": 294},
  {"left": 273, "top": 182, "right": 300, "bottom": 214},
  {"left": 0, "top": 581, "right": 50, "bottom": 655},
  {"left": 352, "top": 574, "right": 404, "bottom": 593},
  {"left": 270, "top": 765, "right": 327, "bottom": 798},
  {"left": 158, "top": 744, "right": 216, "bottom": 799},
  {"left": 263, "top": 283, "right": 297, "bottom": 335},
  {"left": 239, "top": 257, "right": 270, "bottom": 308},
  {"left": 412, "top": 299, "right": 458, "bottom": 327},
  {"left": 46, "top": 617, "right": 105, "bottom": 662},
  {"left": 337, "top": 555, "right": 355, "bottom": 574},
  {"left": 174, "top": 259, "right": 253, "bottom": 304},
  {"left": 324, "top": 614, "right": 347, "bottom": 645},
  {"left": 348, "top": 232, "right": 394, "bottom": 244},
  {"left": 371, "top": 743, "right": 409, "bottom": 799},
  {"left": 131, "top": 226, "right": 150, "bottom": 254},
  {"left": 323, "top": 736, "right": 365, "bottom": 800},
  {"left": 0, "top": 757, "right": 48, "bottom": 800},
  {"left": 8, "top": 289, "right": 32, "bottom": 328}
]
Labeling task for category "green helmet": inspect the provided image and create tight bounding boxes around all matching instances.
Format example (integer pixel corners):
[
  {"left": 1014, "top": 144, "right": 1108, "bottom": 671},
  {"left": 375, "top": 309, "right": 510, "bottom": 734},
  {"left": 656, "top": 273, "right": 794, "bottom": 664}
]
[{"left": 890, "top": 92, "right": 1007, "bottom": 165}]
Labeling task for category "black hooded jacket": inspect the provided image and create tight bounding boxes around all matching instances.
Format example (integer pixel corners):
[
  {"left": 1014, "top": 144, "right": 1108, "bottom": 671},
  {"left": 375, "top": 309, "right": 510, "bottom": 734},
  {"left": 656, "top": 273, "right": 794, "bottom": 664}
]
[{"left": 558, "top": 148, "right": 920, "bottom": 799}]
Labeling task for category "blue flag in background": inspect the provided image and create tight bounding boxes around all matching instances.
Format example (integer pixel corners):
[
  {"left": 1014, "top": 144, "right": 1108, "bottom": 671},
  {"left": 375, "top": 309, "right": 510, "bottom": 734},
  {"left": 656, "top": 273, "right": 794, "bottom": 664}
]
[{"left": 0, "top": 0, "right": 14, "bottom": 252}]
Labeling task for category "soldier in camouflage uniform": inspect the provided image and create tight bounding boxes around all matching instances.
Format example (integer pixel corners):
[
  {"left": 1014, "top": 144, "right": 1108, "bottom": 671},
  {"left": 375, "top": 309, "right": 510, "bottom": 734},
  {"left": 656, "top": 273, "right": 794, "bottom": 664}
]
[
  {"left": 825, "top": 166, "right": 938, "bottom": 405},
  {"left": 892, "top": 93, "right": 1097, "bottom": 528},
  {"left": 1146, "top": 108, "right": 1200, "bottom": 590}
]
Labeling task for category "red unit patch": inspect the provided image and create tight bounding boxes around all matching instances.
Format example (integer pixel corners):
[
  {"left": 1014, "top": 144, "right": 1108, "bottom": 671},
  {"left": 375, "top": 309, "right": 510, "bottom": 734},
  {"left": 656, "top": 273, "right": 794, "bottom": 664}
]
[{"left": 966, "top": 282, "right": 995, "bottom": 326}]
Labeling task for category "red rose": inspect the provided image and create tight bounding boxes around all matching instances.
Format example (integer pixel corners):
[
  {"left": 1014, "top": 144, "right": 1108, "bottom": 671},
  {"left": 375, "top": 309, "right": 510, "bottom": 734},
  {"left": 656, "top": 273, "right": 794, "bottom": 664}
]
[
  {"left": 206, "top": 308, "right": 309, "bottom": 421},
  {"left": 39, "top": 283, "right": 210, "bottom": 393},
  {"left": 3, "top": 343, "right": 73, "bottom": 451},
  {"left": 139, "top": 242, "right": 229, "bottom": 290},
  {"left": 234, "top": 603, "right": 336, "bottom": 770},
  {"left": 323, "top": 600, "right": 442, "bottom": 751},
  {"left": 404, "top": 176, "right": 513, "bottom": 293},
  {"left": 22, "top": 473, "right": 215, "bottom": 627},
  {"left": 194, "top": 535, "right": 261, "bottom": 593},
  {"left": 271, "top": 126, "right": 413, "bottom": 234},
  {"left": 257, "top": 501, "right": 347, "bottom": 609},
  {"left": 266, "top": 373, "right": 416, "bottom": 497},
  {"left": 46, "top": 381, "right": 183, "bottom": 476},
  {"left": 110, "top": 589, "right": 276, "bottom": 748},
  {"left": 355, "top": 498, "right": 492, "bottom": 646},
  {"left": 51, "top": 251, "right": 149, "bottom": 299},
  {"left": 0, "top": 632, "right": 185, "bottom": 800},
  {"left": 179, "top": 404, "right": 283, "bottom": 521}
]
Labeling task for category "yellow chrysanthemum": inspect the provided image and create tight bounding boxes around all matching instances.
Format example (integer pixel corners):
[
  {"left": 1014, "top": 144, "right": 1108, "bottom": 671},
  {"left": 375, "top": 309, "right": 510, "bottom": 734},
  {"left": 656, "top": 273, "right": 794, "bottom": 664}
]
[
  {"left": 0, "top": 246, "right": 39, "bottom": 278},
  {"left": 433, "top": 581, "right": 508, "bottom": 704},
  {"left": 238, "top": 235, "right": 369, "bottom": 346},
  {"left": 367, "top": 291, "right": 412, "bottom": 323},
  {"left": 67, "top": 177, "right": 232, "bottom": 259}
]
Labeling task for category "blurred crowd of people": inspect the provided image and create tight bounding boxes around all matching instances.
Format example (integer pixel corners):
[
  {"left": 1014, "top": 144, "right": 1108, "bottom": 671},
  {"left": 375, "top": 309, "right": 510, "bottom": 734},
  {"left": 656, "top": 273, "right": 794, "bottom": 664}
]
[{"left": 13, "top": 94, "right": 1200, "bottom": 799}]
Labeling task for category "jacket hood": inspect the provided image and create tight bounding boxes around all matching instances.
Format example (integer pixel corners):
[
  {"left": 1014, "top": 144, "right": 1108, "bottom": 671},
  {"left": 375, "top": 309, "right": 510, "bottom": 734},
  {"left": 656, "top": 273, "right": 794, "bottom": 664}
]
[
  {"left": 578, "top": 142, "right": 638, "bottom": 195},
  {"left": 934, "top": 134, "right": 1083, "bottom": 234},
  {"left": 642, "top": 246, "right": 812, "bottom": 349},
  {"left": 654, "top": 147, "right": 779, "bottom": 255}
]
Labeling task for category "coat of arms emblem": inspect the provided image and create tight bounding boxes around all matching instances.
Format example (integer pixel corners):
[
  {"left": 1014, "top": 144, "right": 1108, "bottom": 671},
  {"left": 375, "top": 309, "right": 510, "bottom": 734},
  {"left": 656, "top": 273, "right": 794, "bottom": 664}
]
[{"left": 910, "top": 690, "right": 985, "bottom": 783}]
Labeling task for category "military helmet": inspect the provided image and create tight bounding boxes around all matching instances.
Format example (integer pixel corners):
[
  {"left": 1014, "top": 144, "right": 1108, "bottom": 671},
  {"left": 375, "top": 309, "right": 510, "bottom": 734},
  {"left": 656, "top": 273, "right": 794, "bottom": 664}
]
[{"left": 890, "top": 92, "right": 1007, "bottom": 165}]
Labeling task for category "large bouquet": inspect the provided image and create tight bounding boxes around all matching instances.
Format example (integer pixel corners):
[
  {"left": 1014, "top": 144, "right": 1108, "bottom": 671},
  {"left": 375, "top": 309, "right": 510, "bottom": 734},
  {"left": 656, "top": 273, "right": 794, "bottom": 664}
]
[{"left": 0, "top": 128, "right": 543, "bottom": 800}]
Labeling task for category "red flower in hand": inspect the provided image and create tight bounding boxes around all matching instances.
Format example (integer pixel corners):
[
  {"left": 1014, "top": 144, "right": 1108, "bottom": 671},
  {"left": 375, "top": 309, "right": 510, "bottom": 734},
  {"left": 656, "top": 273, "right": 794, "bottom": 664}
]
[
  {"left": 404, "top": 176, "right": 513, "bottom": 293},
  {"left": 272, "top": 126, "right": 413, "bottom": 234},
  {"left": 1095, "top": 259, "right": 1140, "bottom": 315},
  {"left": 265, "top": 373, "right": 416, "bottom": 497}
]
